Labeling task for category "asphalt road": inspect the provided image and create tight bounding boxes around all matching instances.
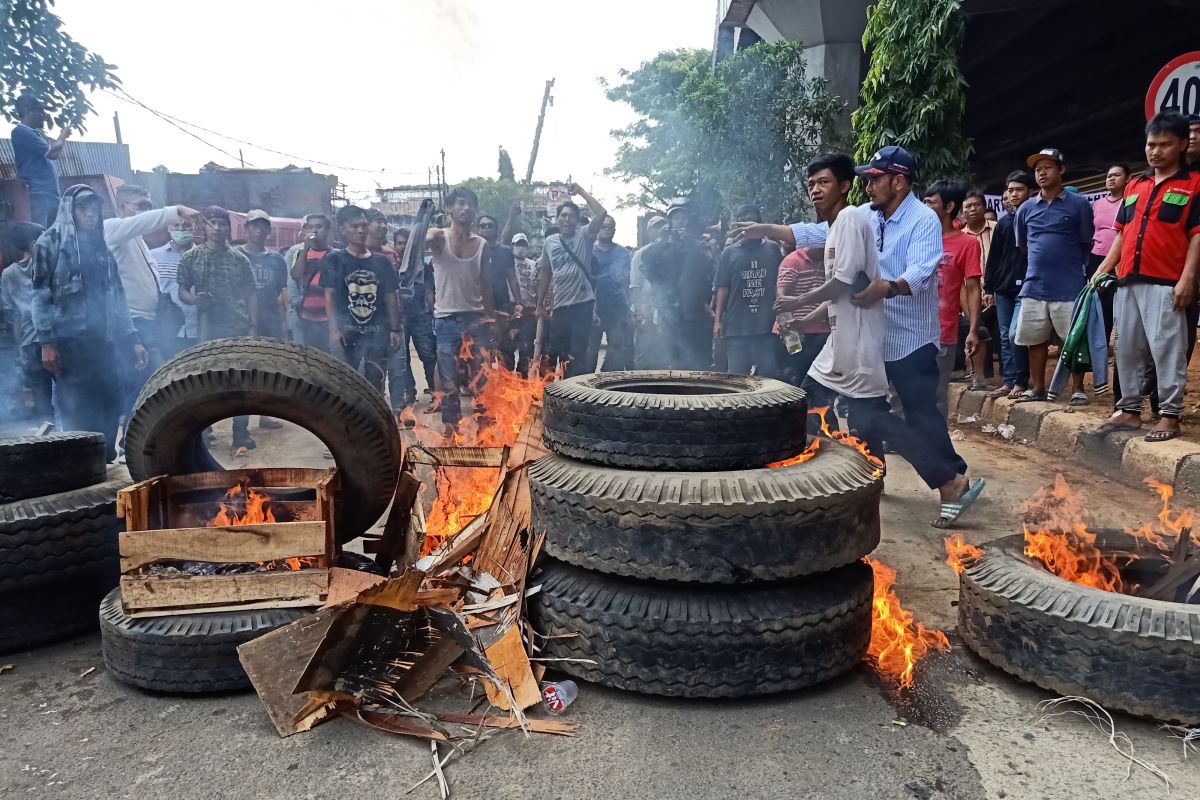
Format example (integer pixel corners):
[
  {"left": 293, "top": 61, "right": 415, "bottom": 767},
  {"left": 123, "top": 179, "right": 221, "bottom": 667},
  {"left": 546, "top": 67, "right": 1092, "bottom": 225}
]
[{"left": 2, "top": 417, "right": 1197, "bottom": 800}]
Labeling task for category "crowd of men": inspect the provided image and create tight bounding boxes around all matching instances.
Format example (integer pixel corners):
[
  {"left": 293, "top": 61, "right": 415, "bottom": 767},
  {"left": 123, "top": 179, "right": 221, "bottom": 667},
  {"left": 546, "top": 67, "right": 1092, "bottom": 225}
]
[{"left": 3, "top": 88, "right": 1199, "bottom": 527}]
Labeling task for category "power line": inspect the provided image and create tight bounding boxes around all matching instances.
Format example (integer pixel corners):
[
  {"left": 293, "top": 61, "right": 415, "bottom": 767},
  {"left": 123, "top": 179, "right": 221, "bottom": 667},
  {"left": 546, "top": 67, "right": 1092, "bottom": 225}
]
[
  {"left": 104, "top": 88, "right": 255, "bottom": 167},
  {"left": 106, "top": 87, "right": 425, "bottom": 177}
]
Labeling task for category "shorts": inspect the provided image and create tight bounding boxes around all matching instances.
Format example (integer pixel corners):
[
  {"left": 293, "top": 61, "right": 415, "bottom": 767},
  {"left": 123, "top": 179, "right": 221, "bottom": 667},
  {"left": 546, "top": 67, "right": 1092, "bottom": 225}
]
[{"left": 1012, "top": 298, "right": 1072, "bottom": 346}]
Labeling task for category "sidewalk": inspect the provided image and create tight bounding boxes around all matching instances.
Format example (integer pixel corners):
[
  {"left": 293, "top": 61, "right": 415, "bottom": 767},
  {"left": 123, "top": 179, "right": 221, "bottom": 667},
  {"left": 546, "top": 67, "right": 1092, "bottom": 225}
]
[{"left": 946, "top": 382, "right": 1200, "bottom": 501}]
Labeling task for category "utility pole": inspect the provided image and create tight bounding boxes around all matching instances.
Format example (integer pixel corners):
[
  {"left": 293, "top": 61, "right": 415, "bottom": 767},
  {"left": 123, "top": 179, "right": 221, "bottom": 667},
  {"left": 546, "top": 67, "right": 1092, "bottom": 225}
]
[
  {"left": 238, "top": 149, "right": 245, "bottom": 168},
  {"left": 112, "top": 111, "right": 123, "bottom": 145},
  {"left": 524, "top": 78, "right": 555, "bottom": 184},
  {"left": 440, "top": 149, "right": 447, "bottom": 193}
]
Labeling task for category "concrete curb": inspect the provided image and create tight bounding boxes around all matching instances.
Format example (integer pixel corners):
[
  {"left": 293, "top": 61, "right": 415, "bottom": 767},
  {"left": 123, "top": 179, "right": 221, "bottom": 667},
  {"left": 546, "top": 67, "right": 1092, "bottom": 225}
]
[{"left": 946, "top": 384, "right": 1200, "bottom": 500}]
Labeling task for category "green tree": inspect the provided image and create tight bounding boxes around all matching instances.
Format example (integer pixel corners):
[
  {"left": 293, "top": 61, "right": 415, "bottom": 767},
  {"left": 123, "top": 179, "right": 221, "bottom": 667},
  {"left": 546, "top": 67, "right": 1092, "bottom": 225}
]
[
  {"left": 605, "top": 42, "right": 844, "bottom": 223},
  {"left": 497, "top": 146, "right": 515, "bottom": 182},
  {"left": 852, "top": 0, "right": 971, "bottom": 191},
  {"left": 2, "top": 0, "right": 119, "bottom": 130}
]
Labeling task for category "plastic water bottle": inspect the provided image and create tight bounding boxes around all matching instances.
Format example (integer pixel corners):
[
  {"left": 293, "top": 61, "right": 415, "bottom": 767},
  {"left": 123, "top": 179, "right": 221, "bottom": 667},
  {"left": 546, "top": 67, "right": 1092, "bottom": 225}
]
[{"left": 541, "top": 680, "right": 578, "bottom": 715}]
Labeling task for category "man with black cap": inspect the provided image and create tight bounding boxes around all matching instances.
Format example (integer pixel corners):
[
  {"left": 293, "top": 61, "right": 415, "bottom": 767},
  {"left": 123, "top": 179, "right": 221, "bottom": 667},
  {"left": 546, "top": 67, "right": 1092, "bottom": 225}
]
[
  {"left": 11, "top": 94, "right": 70, "bottom": 228},
  {"left": 1012, "top": 147, "right": 1094, "bottom": 404},
  {"left": 733, "top": 145, "right": 983, "bottom": 529}
]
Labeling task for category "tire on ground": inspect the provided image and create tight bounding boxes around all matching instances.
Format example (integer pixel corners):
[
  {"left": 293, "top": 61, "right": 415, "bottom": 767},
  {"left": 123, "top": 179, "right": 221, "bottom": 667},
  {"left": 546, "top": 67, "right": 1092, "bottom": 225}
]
[
  {"left": 123, "top": 337, "right": 401, "bottom": 542},
  {"left": 0, "top": 575, "right": 113, "bottom": 654},
  {"left": 531, "top": 441, "right": 882, "bottom": 583},
  {"left": 959, "top": 531, "right": 1200, "bottom": 723},
  {"left": 0, "top": 465, "right": 130, "bottom": 593},
  {"left": 99, "top": 589, "right": 309, "bottom": 693},
  {"left": 529, "top": 557, "right": 872, "bottom": 698},
  {"left": 541, "top": 371, "right": 808, "bottom": 470},
  {"left": 0, "top": 432, "right": 108, "bottom": 503}
]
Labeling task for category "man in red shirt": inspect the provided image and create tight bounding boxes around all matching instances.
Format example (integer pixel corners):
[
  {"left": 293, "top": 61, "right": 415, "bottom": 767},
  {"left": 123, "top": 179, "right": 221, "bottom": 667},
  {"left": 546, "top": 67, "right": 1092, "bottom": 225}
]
[
  {"left": 1091, "top": 112, "right": 1200, "bottom": 442},
  {"left": 924, "top": 180, "right": 982, "bottom": 413},
  {"left": 288, "top": 213, "right": 333, "bottom": 352}
]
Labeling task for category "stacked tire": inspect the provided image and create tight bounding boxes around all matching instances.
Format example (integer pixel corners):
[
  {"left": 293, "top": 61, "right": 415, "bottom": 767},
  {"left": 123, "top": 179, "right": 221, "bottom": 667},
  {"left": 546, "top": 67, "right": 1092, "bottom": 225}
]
[
  {"left": 0, "top": 433, "right": 129, "bottom": 654},
  {"left": 528, "top": 372, "right": 883, "bottom": 698}
]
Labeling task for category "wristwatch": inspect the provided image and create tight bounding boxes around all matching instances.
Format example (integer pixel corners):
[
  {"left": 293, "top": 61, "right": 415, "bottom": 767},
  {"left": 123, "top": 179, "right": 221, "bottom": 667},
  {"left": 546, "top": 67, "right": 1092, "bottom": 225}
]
[{"left": 885, "top": 280, "right": 900, "bottom": 299}]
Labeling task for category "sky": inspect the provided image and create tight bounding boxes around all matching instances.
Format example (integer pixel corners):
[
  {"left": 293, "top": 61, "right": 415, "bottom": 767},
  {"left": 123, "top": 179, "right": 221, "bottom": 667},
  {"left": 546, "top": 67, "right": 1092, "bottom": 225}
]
[{"left": 54, "top": 0, "right": 718, "bottom": 237}]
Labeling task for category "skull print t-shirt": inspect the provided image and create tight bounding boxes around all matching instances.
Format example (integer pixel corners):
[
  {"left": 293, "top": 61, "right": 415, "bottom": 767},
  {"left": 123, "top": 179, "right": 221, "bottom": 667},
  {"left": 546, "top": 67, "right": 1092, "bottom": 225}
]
[{"left": 318, "top": 249, "right": 399, "bottom": 339}]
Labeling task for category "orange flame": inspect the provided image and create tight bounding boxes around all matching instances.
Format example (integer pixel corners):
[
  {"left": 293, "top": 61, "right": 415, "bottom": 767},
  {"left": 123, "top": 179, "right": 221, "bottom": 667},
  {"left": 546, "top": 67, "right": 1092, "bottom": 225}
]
[
  {"left": 867, "top": 558, "right": 950, "bottom": 688},
  {"left": 767, "top": 407, "right": 883, "bottom": 477},
  {"left": 943, "top": 534, "right": 982, "bottom": 574},
  {"left": 1018, "top": 475, "right": 1128, "bottom": 592},
  {"left": 210, "top": 482, "right": 276, "bottom": 526}
]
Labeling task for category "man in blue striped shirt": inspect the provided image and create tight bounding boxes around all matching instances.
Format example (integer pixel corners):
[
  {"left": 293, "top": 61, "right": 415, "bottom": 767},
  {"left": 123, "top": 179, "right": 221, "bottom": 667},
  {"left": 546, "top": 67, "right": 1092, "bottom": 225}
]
[{"left": 734, "top": 146, "right": 984, "bottom": 528}]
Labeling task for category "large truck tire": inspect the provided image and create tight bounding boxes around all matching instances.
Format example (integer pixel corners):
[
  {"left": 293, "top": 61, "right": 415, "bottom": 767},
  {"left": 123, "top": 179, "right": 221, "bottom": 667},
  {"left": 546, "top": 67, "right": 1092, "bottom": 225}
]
[
  {"left": 541, "top": 371, "right": 807, "bottom": 470},
  {"left": 0, "top": 576, "right": 112, "bottom": 654},
  {"left": 123, "top": 338, "right": 401, "bottom": 542},
  {"left": 99, "top": 589, "right": 310, "bottom": 693},
  {"left": 0, "top": 432, "right": 108, "bottom": 503},
  {"left": 0, "top": 466, "right": 130, "bottom": 593},
  {"left": 959, "top": 531, "right": 1200, "bottom": 723},
  {"left": 531, "top": 440, "right": 881, "bottom": 583},
  {"left": 529, "top": 558, "right": 872, "bottom": 698}
]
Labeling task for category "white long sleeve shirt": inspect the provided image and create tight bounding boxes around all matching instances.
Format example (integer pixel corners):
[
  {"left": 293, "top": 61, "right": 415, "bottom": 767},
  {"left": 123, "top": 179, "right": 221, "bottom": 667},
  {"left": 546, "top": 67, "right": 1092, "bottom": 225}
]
[{"left": 104, "top": 206, "right": 182, "bottom": 320}]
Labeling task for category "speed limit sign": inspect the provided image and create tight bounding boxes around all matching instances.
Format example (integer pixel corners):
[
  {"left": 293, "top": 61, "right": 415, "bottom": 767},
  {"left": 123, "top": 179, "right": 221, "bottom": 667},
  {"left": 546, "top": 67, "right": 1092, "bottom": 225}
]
[{"left": 1146, "top": 52, "right": 1200, "bottom": 120}]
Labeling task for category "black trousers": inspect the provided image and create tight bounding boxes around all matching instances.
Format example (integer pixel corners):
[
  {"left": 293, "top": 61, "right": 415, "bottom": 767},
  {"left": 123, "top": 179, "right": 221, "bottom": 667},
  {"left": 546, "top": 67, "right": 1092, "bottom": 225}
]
[
  {"left": 56, "top": 337, "right": 124, "bottom": 462},
  {"left": 547, "top": 301, "right": 594, "bottom": 378}
]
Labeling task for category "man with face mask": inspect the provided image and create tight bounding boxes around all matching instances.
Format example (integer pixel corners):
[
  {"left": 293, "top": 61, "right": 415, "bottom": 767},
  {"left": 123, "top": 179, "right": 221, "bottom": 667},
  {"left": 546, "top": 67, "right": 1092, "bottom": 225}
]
[
  {"left": 151, "top": 218, "right": 198, "bottom": 358},
  {"left": 637, "top": 199, "right": 717, "bottom": 370},
  {"left": 30, "top": 185, "right": 147, "bottom": 462}
]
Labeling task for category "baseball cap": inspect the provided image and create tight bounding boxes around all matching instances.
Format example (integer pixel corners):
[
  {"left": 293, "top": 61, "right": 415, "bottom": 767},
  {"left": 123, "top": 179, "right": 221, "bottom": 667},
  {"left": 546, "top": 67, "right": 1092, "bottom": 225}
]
[
  {"left": 14, "top": 94, "right": 43, "bottom": 115},
  {"left": 647, "top": 214, "right": 666, "bottom": 228},
  {"left": 1025, "top": 148, "right": 1064, "bottom": 168},
  {"left": 245, "top": 209, "right": 271, "bottom": 224},
  {"left": 511, "top": 233, "right": 529, "bottom": 245},
  {"left": 854, "top": 145, "right": 918, "bottom": 179}
]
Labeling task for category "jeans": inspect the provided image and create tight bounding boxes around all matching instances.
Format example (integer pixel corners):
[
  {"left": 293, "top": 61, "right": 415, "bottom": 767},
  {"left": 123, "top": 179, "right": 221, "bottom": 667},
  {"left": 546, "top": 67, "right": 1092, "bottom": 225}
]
[
  {"left": 29, "top": 192, "right": 58, "bottom": 228},
  {"left": 725, "top": 333, "right": 782, "bottom": 378},
  {"left": 547, "top": 301, "right": 595, "bottom": 378},
  {"left": 20, "top": 343, "right": 54, "bottom": 423},
  {"left": 388, "top": 297, "right": 437, "bottom": 411},
  {"left": 119, "top": 316, "right": 163, "bottom": 448},
  {"left": 886, "top": 343, "right": 967, "bottom": 489},
  {"left": 994, "top": 293, "right": 1029, "bottom": 389},
  {"left": 434, "top": 313, "right": 493, "bottom": 425},
  {"left": 56, "top": 337, "right": 124, "bottom": 461},
  {"left": 339, "top": 331, "right": 389, "bottom": 394},
  {"left": 587, "top": 307, "right": 634, "bottom": 372}
]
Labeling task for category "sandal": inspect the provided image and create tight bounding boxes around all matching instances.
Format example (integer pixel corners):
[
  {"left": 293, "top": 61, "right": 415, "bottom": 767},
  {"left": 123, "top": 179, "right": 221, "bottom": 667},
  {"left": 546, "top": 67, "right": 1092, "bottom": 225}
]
[
  {"left": 1068, "top": 392, "right": 1089, "bottom": 406},
  {"left": 1007, "top": 387, "right": 1026, "bottom": 400},
  {"left": 1088, "top": 421, "right": 1141, "bottom": 436},
  {"left": 987, "top": 386, "right": 1010, "bottom": 399},
  {"left": 1013, "top": 390, "right": 1045, "bottom": 403},
  {"left": 1144, "top": 428, "right": 1181, "bottom": 442},
  {"left": 932, "top": 478, "right": 986, "bottom": 529}
]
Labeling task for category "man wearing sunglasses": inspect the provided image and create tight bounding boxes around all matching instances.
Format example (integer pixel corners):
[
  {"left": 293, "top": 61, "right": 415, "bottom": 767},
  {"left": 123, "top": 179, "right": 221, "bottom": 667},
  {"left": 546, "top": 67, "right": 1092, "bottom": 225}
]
[{"left": 104, "top": 184, "right": 202, "bottom": 459}]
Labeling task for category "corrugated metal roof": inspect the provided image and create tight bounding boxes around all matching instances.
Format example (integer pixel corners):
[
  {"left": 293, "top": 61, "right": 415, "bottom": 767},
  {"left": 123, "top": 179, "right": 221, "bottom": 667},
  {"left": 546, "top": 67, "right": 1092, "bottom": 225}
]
[{"left": 0, "top": 137, "right": 134, "bottom": 184}]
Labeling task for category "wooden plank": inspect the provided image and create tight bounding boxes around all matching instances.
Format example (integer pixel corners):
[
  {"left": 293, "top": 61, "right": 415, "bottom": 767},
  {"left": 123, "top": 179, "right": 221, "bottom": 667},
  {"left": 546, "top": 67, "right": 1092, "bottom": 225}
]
[
  {"left": 322, "top": 567, "right": 386, "bottom": 608},
  {"left": 165, "top": 468, "right": 334, "bottom": 492},
  {"left": 120, "top": 568, "right": 329, "bottom": 612},
  {"left": 357, "top": 567, "right": 425, "bottom": 611},
  {"left": 434, "top": 712, "right": 576, "bottom": 737},
  {"left": 356, "top": 710, "right": 448, "bottom": 741},
  {"left": 125, "top": 596, "right": 323, "bottom": 619},
  {"left": 392, "top": 636, "right": 465, "bottom": 703},
  {"left": 374, "top": 471, "right": 421, "bottom": 573},
  {"left": 406, "top": 446, "right": 506, "bottom": 468},
  {"left": 238, "top": 604, "right": 345, "bottom": 737},
  {"left": 117, "top": 476, "right": 168, "bottom": 522},
  {"left": 119, "top": 521, "right": 326, "bottom": 573},
  {"left": 482, "top": 624, "right": 541, "bottom": 711},
  {"left": 415, "top": 511, "right": 490, "bottom": 575}
]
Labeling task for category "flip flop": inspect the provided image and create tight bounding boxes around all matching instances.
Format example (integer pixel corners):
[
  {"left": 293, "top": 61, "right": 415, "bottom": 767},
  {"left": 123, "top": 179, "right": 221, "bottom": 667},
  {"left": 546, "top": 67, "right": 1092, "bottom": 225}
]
[
  {"left": 1013, "top": 390, "right": 1045, "bottom": 403},
  {"left": 987, "top": 386, "right": 1010, "bottom": 399},
  {"left": 1087, "top": 421, "right": 1141, "bottom": 436},
  {"left": 1007, "top": 387, "right": 1025, "bottom": 400},
  {"left": 1144, "top": 428, "right": 1182, "bottom": 442},
  {"left": 932, "top": 478, "right": 986, "bottom": 529},
  {"left": 1069, "top": 392, "right": 1089, "bottom": 406}
]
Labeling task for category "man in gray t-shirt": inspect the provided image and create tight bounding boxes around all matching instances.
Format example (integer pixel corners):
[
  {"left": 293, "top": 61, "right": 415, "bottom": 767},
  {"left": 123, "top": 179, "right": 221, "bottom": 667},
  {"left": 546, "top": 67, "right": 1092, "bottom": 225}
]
[{"left": 536, "top": 183, "right": 607, "bottom": 377}]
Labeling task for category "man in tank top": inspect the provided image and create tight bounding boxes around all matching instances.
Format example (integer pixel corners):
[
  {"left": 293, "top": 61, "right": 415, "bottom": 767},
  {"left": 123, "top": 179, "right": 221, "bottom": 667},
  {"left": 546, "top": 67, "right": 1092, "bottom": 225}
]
[{"left": 426, "top": 187, "right": 495, "bottom": 434}]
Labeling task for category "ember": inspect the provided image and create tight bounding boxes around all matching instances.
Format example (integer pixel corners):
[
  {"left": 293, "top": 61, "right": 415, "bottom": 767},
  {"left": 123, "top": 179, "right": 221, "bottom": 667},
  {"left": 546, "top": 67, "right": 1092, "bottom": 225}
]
[
  {"left": 867, "top": 558, "right": 950, "bottom": 689},
  {"left": 943, "top": 533, "right": 982, "bottom": 574}
]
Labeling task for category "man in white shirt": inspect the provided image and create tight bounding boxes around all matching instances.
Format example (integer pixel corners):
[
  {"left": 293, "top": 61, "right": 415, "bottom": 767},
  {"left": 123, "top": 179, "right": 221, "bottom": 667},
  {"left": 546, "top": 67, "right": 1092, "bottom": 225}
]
[{"left": 105, "top": 184, "right": 200, "bottom": 450}]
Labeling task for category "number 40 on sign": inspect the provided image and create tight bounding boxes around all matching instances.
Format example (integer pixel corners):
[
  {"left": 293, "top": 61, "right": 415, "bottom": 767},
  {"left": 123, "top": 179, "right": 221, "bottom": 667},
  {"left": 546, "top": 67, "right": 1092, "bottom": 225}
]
[{"left": 1146, "top": 52, "right": 1200, "bottom": 121}]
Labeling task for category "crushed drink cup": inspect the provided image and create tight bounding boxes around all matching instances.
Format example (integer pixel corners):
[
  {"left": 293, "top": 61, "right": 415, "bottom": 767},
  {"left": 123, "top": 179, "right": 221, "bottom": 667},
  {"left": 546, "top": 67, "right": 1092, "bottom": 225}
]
[{"left": 541, "top": 680, "right": 578, "bottom": 715}]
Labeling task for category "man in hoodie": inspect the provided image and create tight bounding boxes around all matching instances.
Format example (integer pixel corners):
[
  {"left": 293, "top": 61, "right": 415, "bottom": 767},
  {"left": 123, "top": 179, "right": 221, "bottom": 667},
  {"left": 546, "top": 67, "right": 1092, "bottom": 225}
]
[{"left": 30, "top": 186, "right": 147, "bottom": 461}]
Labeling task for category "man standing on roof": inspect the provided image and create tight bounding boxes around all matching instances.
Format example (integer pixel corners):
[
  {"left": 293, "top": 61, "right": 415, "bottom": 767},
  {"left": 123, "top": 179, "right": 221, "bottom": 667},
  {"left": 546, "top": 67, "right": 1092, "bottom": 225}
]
[
  {"left": 11, "top": 94, "right": 70, "bottom": 228},
  {"left": 732, "top": 146, "right": 983, "bottom": 529}
]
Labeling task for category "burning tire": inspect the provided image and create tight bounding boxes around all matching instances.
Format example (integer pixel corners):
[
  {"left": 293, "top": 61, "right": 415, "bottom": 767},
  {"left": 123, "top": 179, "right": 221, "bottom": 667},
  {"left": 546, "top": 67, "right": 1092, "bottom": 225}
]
[
  {"left": 530, "top": 441, "right": 881, "bottom": 583},
  {"left": 541, "top": 371, "right": 807, "bottom": 470},
  {"left": 123, "top": 338, "right": 401, "bottom": 542},
  {"left": 959, "top": 531, "right": 1200, "bottom": 723},
  {"left": 0, "top": 432, "right": 108, "bottom": 503},
  {"left": 98, "top": 589, "right": 309, "bottom": 693},
  {"left": 0, "top": 465, "right": 130, "bottom": 593},
  {"left": 529, "top": 557, "right": 872, "bottom": 698}
]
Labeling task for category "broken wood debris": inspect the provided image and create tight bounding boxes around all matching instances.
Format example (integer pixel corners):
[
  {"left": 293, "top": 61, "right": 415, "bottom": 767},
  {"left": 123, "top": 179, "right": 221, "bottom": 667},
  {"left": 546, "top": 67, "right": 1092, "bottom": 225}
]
[{"left": 237, "top": 408, "right": 572, "bottom": 779}]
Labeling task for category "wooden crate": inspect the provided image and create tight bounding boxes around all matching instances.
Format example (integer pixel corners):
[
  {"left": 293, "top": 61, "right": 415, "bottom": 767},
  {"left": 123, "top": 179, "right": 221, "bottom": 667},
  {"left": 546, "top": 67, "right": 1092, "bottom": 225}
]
[{"left": 116, "top": 468, "right": 338, "bottom": 618}]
